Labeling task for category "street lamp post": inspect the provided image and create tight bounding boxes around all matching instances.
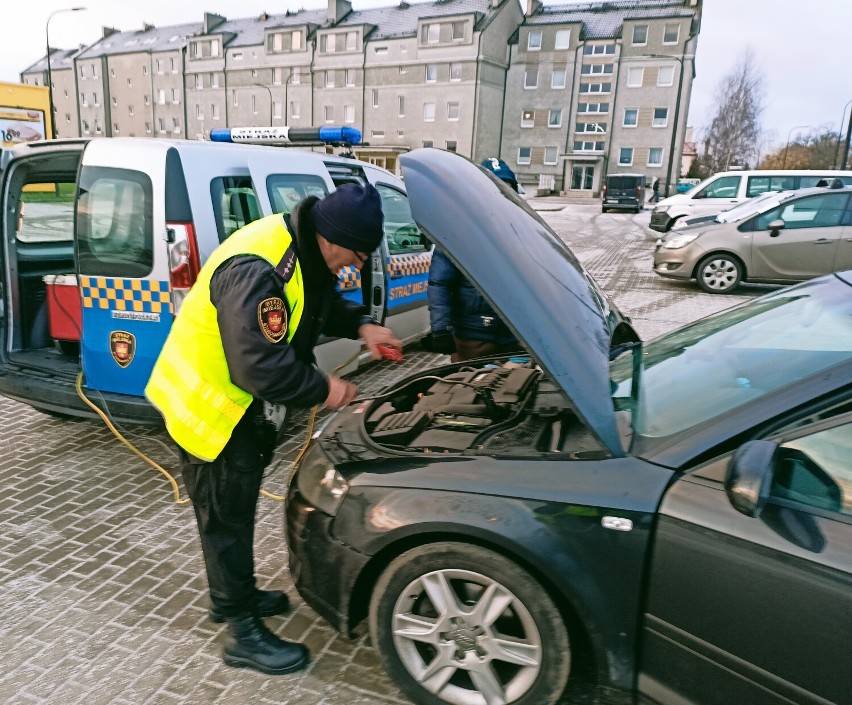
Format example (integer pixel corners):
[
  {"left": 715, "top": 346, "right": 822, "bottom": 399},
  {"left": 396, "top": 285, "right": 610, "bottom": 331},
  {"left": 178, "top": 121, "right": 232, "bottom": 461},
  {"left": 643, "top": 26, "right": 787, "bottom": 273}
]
[
  {"left": 252, "top": 83, "right": 273, "bottom": 124},
  {"left": 832, "top": 100, "right": 852, "bottom": 169},
  {"left": 646, "top": 53, "right": 687, "bottom": 197},
  {"left": 782, "top": 125, "right": 811, "bottom": 169},
  {"left": 45, "top": 6, "right": 86, "bottom": 139}
]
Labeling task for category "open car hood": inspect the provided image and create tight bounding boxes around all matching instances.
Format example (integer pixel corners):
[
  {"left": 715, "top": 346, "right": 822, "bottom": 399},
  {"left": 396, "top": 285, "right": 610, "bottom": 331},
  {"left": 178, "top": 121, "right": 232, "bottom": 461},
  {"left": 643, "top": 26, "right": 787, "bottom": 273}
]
[{"left": 401, "top": 148, "right": 630, "bottom": 457}]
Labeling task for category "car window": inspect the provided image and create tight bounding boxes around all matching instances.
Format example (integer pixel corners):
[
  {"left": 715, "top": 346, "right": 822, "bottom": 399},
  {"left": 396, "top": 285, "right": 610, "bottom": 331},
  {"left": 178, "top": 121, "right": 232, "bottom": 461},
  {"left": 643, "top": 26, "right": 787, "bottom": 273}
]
[
  {"left": 746, "top": 175, "right": 796, "bottom": 198},
  {"left": 755, "top": 193, "right": 850, "bottom": 230},
  {"left": 607, "top": 176, "right": 640, "bottom": 191},
  {"left": 210, "top": 176, "right": 261, "bottom": 241},
  {"left": 696, "top": 175, "right": 741, "bottom": 199},
  {"left": 610, "top": 278, "right": 852, "bottom": 438},
  {"left": 77, "top": 167, "right": 153, "bottom": 278},
  {"left": 16, "top": 181, "right": 76, "bottom": 244},
  {"left": 266, "top": 173, "right": 328, "bottom": 218},
  {"left": 774, "top": 420, "right": 852, "bottom": 516},
  {"left": 375, "top": 183, "right": 429, "bottom": 255}
]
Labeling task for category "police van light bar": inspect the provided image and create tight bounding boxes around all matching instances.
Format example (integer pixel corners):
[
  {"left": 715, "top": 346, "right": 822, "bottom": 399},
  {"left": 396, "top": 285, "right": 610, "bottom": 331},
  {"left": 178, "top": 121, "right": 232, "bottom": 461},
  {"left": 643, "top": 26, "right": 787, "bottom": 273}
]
[{"left": 210, "top": 126, "right": 361, "bottom": 146}]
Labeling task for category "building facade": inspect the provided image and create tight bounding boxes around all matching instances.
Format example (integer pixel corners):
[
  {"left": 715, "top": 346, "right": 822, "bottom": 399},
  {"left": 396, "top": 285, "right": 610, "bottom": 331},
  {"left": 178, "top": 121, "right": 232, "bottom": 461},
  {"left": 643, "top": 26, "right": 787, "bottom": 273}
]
[{"left": 20, "top": 0, "right": 701, "bottom": 194}]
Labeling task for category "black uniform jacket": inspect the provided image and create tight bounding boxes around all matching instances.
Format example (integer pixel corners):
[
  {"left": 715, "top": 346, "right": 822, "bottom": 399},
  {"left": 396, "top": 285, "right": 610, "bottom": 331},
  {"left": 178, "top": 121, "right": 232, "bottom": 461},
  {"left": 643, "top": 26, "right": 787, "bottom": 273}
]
[{"left": 209, "top": 196, "right": 368, "bottom": 408}]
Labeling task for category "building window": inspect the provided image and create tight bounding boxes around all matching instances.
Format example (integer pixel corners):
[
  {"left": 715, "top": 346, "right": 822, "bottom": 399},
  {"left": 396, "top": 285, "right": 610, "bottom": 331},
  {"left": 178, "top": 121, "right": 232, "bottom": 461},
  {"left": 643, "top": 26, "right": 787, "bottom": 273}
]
[
  {"left": 290, "top": 101, "right": 300, "bottom": 119},
  {"left": 347, "top": 31, "right": 357, "bottom": 51},
  {"left": 423, "top": 102, "right": 436, "bottom": 121},
  {"left": 157, "top": 118, "right": 165, "bottom": 133},
  {"left": 196, "top": 104, "right": 203, "bottom": 119},
  {"left": 110, "top": 68, "right": 116, "bottom": 78},
  {"left": 292, "top": 31, "right": 303, "bottom": 50},
  {"left": 155, "top": 59, "right": 163, "bottom": 74},
  {"left": 425, "top": 64, "right": 437, "bottom": 83},
  {"left": 632, "top": 25, "right": 648, "bottom": 45},
  {"left": 619, "top": 147, "right": 633, "bottom": 166},
  {"left": 548, "top": 109, "right": 562, "bottom": 127},
  {"left": 653, "top": 108, "right": 669, "bottom": 127},
  {"left": 344, "top": 104, "right": 355, "bottom": 123},
  {"left": 663, "top": 23, "right": 680, "bottom": 44},
  {"left": 423, "top": 140, "right": 433, "bottom": 148},
  {"left": 447, "top": 102, "right": 460, "bottom": 120},
  {"left": 145, "top": 123, "right": 151, "bottom": 134},
  {"left": 576, "top": 122, "right": 607, "bottom": 134},
  {"left": 345, "top": 69, "right": 355, "bottom": 87},
  {"left": 211, "top": 103, "right": 219, "bottom": 120},
  {"left": 157, "top": 89, "right": 166, "bottom": 105},
  {"left": 579, "top": 82, "right": 611, "bottom": 94},
  {"left": 171, "top": 88, "right": 179, "bottom": 104},
  {"left": 524, "top": 68, "right": 538, "bottom": 89},
  {"left": 112, "top": 97, "right": 118, "bottom": 107},
  {"left": 452, "top": 21, "right": 465, "bottom": 41},
  {"left": 65, "top": 113, "right": 71, "bottom": 123},
  {"left": 544, "top": 147, "right": 558, "bottom": 165},
  {"left": 211, "top": 73, "right": 219, "bottom": 88},
  {"left": 658, "top": 66, "right": 675, "bottom": 87},
  {"left": 374, "top": 46, "right": 388, "bottom": 55},
  {"left": 372, "top": 89, "right": 379, "bottom": 108},
  {"left": 449, "top": 62, "right": 462, "bottom": 81},
  {"left": 398, "top": 130, "right": 404, "bottom": 138},
  {"left": 551, "top": 68, "right": 566, "bottom": 89},
  {"left": 627, "top": 67, "right": 644, "bottom": 87},
  {"left": 252, "top": 95, "right": 257, "bottom": 114},
  {"left": 400, "top": 65, "right": 407, "bottom": 75},
  {"left": 232, "top": 91, "right": 238, "bottom": 107},
  {"left": 573, "top": 140, "right": 604, "bottom": 151},
  {"left": 425, "top": 23, "right": 439, "bottom": 44},
  {"left": 324, "top": 105, "right": 334, "bottom": 123},
  {"left": 127, "top": 78, "right": 133, "bottom": 89},
  {"left": 648, "top": 147, "right": 663, "bottom": 166},
  {"left": 372, "top": 130, "right": 385, "bottom": 139},
  {"left": 583, "top": 44, "right": 615, "bottom": 56},
  {"left": 144, "top": 95, "right": 150, "bottom": 106},
  {"left": 290, "top": 69, "right": 300, "bottom": 85},
  {"left": 581, "top": 63, "right": 613, "bottom": 75},
  {"left": 195, "top": 74, "right": 203, "bottom": 89},
  {"left": 170, "top": 57, "right": 177, "bottom": 73},
  {"left": 325, "top": 71, "right": 335, "bottom": 88},
  {"left": 93, "top": 92, "right": 100, "bottom": 107},
  {"left": 527, "top": 31, "right": 542, "bottom": 51},
  {"left": 82, "top": 120, "right": 90, "bottom": 133},
  {"left": 517, "top": 147, "right": 531, "bottom": 165},
  {"left": 173, "top": 118, "right": 181, "bottom": 134},
  {"left": 272, "top": 68, "right": 282, "bottom": 85},
  {"left": 579, "top": 102, "right": 609, "bottom": 114},
  {"left": 251, "top": 69, "right": 258, "bottom": 78},
  {"left": 141, "top": 66, "right": 147, "bottom": 76},
  {"left": 273, "top": 101, "right": 282, "bottom": 118},
  {"left": 398, "top": 95, "right": 405, "bottom": 117},
  {"left": 521, "top": 109, "right": 534, "bottom": 128},
  {"left": 623, "top": 108, "right": 638, "bottom": 127},
  {"left": 233, "top": 52, "right": 243, "bottom": 61},
  {"left": 555, "top": 30, "right": 570, "bottom": 50},
  {"left": 91, "top": 64, "right": 98, "bottom": 79}
]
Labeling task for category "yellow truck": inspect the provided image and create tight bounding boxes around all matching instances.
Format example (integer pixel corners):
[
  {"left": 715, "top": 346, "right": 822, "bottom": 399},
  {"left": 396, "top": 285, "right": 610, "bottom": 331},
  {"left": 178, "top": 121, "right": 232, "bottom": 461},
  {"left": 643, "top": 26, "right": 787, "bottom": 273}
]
[{"left": 0, "top": 82, "right": 50, "bottom": 147}]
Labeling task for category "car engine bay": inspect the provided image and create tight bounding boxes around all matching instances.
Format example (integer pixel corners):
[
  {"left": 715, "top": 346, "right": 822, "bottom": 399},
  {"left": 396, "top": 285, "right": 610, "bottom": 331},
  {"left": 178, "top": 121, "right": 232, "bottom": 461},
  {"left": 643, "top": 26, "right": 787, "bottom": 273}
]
[{"left": 360, "top": 359, "right": 605, "bottom": 456}]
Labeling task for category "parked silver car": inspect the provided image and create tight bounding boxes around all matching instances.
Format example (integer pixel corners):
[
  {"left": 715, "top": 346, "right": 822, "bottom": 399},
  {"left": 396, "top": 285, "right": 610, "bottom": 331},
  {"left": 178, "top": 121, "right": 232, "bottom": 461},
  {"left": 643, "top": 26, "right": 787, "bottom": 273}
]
[{"left": 653, "top": 184, "right": 852, "bottom": 293}]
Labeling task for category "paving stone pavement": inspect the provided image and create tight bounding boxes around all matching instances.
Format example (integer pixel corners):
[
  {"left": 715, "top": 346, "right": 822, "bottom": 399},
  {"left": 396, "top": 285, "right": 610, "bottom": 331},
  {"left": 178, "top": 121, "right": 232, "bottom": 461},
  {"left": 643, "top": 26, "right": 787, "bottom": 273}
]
[{"left": 0, "top": 203, "right": 769, "bottom": 705}]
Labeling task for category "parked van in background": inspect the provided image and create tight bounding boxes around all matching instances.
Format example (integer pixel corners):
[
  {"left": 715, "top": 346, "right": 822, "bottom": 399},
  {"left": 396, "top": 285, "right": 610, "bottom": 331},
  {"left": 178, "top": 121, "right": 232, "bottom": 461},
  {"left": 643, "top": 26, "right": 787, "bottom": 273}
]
[
  {"left": 602, "top": 173, "right": 646, "bottom": 213},
  {"left": 0, "top": 127, "right": 432, "bottom": 423},
  {"left": 650, "top": 169, "right": 852, "bottom": 232}
]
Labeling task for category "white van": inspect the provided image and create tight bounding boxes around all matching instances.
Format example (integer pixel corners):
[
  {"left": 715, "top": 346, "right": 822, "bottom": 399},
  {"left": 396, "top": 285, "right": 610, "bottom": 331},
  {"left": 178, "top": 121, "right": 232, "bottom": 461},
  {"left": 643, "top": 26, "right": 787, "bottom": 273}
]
[
  {"left": 649, "top": 169, "right": 852, "bottom": 232},
  {"left": 0, "top": 128, "right": 431, "bottom": 423}
]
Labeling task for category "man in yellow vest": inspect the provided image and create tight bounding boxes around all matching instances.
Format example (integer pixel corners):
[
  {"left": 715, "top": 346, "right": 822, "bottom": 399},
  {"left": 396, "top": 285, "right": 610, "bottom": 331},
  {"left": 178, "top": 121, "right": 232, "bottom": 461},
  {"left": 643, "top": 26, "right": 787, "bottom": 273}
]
[{"left": 146, "top": 183, "right": 401, "bottom": 675}]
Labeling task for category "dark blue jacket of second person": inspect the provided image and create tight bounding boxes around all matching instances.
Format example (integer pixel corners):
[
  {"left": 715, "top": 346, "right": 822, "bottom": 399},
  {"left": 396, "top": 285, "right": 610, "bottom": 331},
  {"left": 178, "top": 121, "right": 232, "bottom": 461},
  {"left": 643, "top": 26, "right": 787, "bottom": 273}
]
[{"left": 427, "top": 249, "right": 517, "bottom": 344}]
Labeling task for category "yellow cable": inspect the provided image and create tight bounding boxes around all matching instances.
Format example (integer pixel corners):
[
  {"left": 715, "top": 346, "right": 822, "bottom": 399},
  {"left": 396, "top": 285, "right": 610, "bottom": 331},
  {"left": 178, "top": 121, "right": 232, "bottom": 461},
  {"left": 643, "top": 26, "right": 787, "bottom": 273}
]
[{"left": 75, "top": 372, "right": 190, "bottom": 504}]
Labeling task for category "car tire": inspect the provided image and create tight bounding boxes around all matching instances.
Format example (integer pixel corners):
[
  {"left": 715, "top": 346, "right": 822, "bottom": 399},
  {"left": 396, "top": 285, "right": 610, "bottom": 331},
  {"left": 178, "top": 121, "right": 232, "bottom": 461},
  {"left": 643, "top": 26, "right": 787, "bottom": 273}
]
[
  {"left": 696, "top": 254, "right": 743, "bottom": 293},
  {"left": 369, "top": 542, "right": 570, "bottom": 705}
]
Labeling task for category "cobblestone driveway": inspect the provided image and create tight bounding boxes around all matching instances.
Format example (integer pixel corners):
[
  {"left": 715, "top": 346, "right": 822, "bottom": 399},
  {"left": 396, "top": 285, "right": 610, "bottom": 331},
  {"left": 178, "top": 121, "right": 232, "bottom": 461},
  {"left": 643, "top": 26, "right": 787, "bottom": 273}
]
[{"left": 0, "top": 204, "right": 767, "bottom": 705}]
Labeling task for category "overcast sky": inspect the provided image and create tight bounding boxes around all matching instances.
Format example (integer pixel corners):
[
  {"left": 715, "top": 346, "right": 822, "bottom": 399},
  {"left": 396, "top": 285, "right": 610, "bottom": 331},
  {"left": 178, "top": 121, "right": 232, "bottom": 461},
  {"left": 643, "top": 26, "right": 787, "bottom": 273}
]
[{"left": 4, "top": 0, "right": 851, "bottom": 153}]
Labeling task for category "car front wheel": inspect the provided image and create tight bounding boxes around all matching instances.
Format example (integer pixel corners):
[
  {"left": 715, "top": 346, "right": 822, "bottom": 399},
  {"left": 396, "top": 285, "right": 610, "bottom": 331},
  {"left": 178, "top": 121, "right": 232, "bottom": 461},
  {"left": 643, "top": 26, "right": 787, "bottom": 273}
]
[
  {"left": 369, "top": 542, "right": 570, "bottom": 705},
  {"left": 696, "top": 253, "right": 743, "bottom": 293}
]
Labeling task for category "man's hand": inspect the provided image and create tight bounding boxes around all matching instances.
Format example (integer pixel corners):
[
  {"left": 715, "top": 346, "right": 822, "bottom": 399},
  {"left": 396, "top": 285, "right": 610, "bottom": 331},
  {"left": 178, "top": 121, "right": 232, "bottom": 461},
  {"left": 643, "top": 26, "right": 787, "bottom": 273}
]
[
  {"left": 359, "top": 323, "right": 403, "bottom": 361},
  {"left": 324, "top": 375, "right": 357, "bottom": 409}
]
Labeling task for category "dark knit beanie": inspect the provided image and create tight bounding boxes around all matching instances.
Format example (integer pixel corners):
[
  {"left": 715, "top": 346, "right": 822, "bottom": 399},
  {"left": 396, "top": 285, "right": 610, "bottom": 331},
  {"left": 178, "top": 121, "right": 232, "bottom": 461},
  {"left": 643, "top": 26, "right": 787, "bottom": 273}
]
[{"left": 312, "top": 183, "right": 385, "bottom": 253}]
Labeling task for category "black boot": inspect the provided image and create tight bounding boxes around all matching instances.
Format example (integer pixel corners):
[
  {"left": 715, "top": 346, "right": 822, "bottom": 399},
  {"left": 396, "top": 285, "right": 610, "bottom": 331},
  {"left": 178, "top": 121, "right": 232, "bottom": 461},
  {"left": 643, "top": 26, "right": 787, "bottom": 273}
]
[
  {"left": 222, "top": 614, "right": 309, "bottom": 675},
  {"left": 209, "top": 590, "right": 290, "bottom": 623}
]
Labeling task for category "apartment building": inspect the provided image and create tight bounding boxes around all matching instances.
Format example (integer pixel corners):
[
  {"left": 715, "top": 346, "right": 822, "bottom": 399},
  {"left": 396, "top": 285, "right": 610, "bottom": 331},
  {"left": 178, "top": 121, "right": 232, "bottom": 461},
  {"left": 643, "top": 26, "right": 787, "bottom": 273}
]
[{"left": 20, "top": 0, "right": 701, "bottom": 193}]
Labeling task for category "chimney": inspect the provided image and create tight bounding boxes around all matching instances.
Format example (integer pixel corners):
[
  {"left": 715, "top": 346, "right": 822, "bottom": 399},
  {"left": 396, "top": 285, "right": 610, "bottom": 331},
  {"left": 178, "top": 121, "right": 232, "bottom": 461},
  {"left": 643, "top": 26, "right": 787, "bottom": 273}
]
[
  {"left": 327, "top": 0, "right": 352, "bottom": 24},
  {"left": 525, "top": 0, "right": 542, "bottom": 16},
  {"left": 102, "top": 26, "right": 120, "bottom": 39},
  {"left": 203, "top": 12, "right": 226, "bottom": 34},
  {"left": 143, "top": 22, "right": 155, "bottom": 32}
]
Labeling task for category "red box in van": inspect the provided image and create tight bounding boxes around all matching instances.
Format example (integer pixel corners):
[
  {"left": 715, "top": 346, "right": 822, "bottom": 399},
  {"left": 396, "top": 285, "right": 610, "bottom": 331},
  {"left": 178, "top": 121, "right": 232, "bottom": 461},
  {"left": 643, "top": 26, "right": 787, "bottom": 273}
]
[{"left": 44, "top": 274, "right": 82, "bottom": 341}]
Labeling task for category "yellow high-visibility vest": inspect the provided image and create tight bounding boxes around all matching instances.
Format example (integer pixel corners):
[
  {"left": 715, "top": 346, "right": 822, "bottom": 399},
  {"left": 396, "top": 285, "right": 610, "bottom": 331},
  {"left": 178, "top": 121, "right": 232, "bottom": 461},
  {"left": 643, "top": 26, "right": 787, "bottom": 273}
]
[{"left": 145, "top": 214, "right": 304, "bottom": 461}]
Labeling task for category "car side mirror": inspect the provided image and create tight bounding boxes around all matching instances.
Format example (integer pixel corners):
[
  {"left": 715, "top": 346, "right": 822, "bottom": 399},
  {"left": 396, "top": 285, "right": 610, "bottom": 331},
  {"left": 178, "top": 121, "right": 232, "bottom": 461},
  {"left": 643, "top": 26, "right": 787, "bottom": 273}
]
[
  {"left": 768, "top": 219, "right": 785, "bottom": 237},
  {"left": 725, "top": 440, "right": 777, "bottom": 517}
]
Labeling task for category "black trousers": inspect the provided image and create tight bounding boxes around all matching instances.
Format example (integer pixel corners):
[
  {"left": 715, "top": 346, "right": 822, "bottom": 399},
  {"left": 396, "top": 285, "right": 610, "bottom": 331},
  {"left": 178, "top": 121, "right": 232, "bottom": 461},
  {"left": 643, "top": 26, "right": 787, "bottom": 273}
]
[{"left": 180, "top": 407, "right": 278, "bottom": 620}]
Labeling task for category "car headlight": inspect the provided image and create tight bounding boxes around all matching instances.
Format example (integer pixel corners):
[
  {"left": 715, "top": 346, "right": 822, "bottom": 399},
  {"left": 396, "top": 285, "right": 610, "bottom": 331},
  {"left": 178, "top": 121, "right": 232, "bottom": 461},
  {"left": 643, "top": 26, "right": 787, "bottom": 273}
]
[
  {"left": 654, "top": 205, "right": 670, "bottom": 214},
  {"left": 662, "top": 233, "right": 701, "bottom": 249},
  {"left": 294, "top": 442, "right": 349, "bottom": 516}
]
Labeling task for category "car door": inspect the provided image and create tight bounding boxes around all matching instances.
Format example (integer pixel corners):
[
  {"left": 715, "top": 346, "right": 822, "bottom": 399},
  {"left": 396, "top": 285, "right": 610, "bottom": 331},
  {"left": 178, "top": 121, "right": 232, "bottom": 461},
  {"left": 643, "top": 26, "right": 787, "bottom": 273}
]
[
  {"left": 749, "top": 192, "right": 850, "bottom": 280},
  {"left": 690, "top": 174, "right": 743, "bottom": 215},
  {"left": 639, "top": 411, "right": 852, "bottom": 705},
  {"left": 830, "top": 196, "right": 852, "bottom": 272}
]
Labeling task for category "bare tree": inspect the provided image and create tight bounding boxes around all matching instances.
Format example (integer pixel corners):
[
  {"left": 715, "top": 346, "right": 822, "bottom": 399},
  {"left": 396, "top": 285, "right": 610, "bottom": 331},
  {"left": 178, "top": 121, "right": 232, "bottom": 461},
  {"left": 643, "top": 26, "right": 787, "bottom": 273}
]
[{"left": 702, "top": 49, "right": 764, "bottom": 172}]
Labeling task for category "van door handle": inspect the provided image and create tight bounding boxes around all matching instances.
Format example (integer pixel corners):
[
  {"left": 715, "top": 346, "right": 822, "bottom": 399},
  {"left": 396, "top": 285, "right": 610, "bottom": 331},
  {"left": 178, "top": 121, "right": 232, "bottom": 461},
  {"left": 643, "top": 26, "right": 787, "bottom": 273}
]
[{"left": 814, "top": 238, "right": 832, "bottom": 245}]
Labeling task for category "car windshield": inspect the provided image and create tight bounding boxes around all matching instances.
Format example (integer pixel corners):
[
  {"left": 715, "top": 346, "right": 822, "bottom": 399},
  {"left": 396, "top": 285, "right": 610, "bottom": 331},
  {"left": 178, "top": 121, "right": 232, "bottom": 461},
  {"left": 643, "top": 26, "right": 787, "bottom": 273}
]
[
  {"left": 610, "top": 276, "right": 852, "bottom": 440},
  {"left": 715, "top": 191, "right": 784, "bottom": 223}
]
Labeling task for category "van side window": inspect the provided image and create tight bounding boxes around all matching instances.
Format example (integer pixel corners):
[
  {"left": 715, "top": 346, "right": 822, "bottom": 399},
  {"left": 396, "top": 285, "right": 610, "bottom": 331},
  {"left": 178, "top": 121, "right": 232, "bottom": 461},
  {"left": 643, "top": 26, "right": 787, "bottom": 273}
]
[
  {"left": 696, "top": 175, "right": 741, "bottom": 199},
  {"left": 211, "top": 176, "right": 262, "bottom": 242},
  {"left": 746, "top": 175, "right": 796, "bottom": 198},
  {"left": 375, "top": 183, "right": 428, "bottom": 255},
  {"left": 17, "top": 181, "right": 76, "bottom": 244},
  {"left": 266, "top": 174, "right": 328, "bottom": 218},
  {"left": 77, "top": 167, "right": 153, "bottom": 278}
]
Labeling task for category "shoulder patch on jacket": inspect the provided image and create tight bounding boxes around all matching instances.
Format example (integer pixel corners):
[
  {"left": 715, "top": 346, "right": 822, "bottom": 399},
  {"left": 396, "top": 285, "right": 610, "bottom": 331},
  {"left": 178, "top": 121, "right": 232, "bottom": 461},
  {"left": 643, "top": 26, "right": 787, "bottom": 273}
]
[{"left": 258, "top": 297, "right": 288, "bottom": 343}]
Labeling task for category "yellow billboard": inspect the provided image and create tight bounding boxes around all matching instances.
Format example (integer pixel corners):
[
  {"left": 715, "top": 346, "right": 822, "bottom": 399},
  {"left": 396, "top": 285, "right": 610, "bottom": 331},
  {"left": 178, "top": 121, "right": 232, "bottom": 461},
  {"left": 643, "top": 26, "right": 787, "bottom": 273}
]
[{"left": 1, "top": 82, "right": 50, "bottom": 147}]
